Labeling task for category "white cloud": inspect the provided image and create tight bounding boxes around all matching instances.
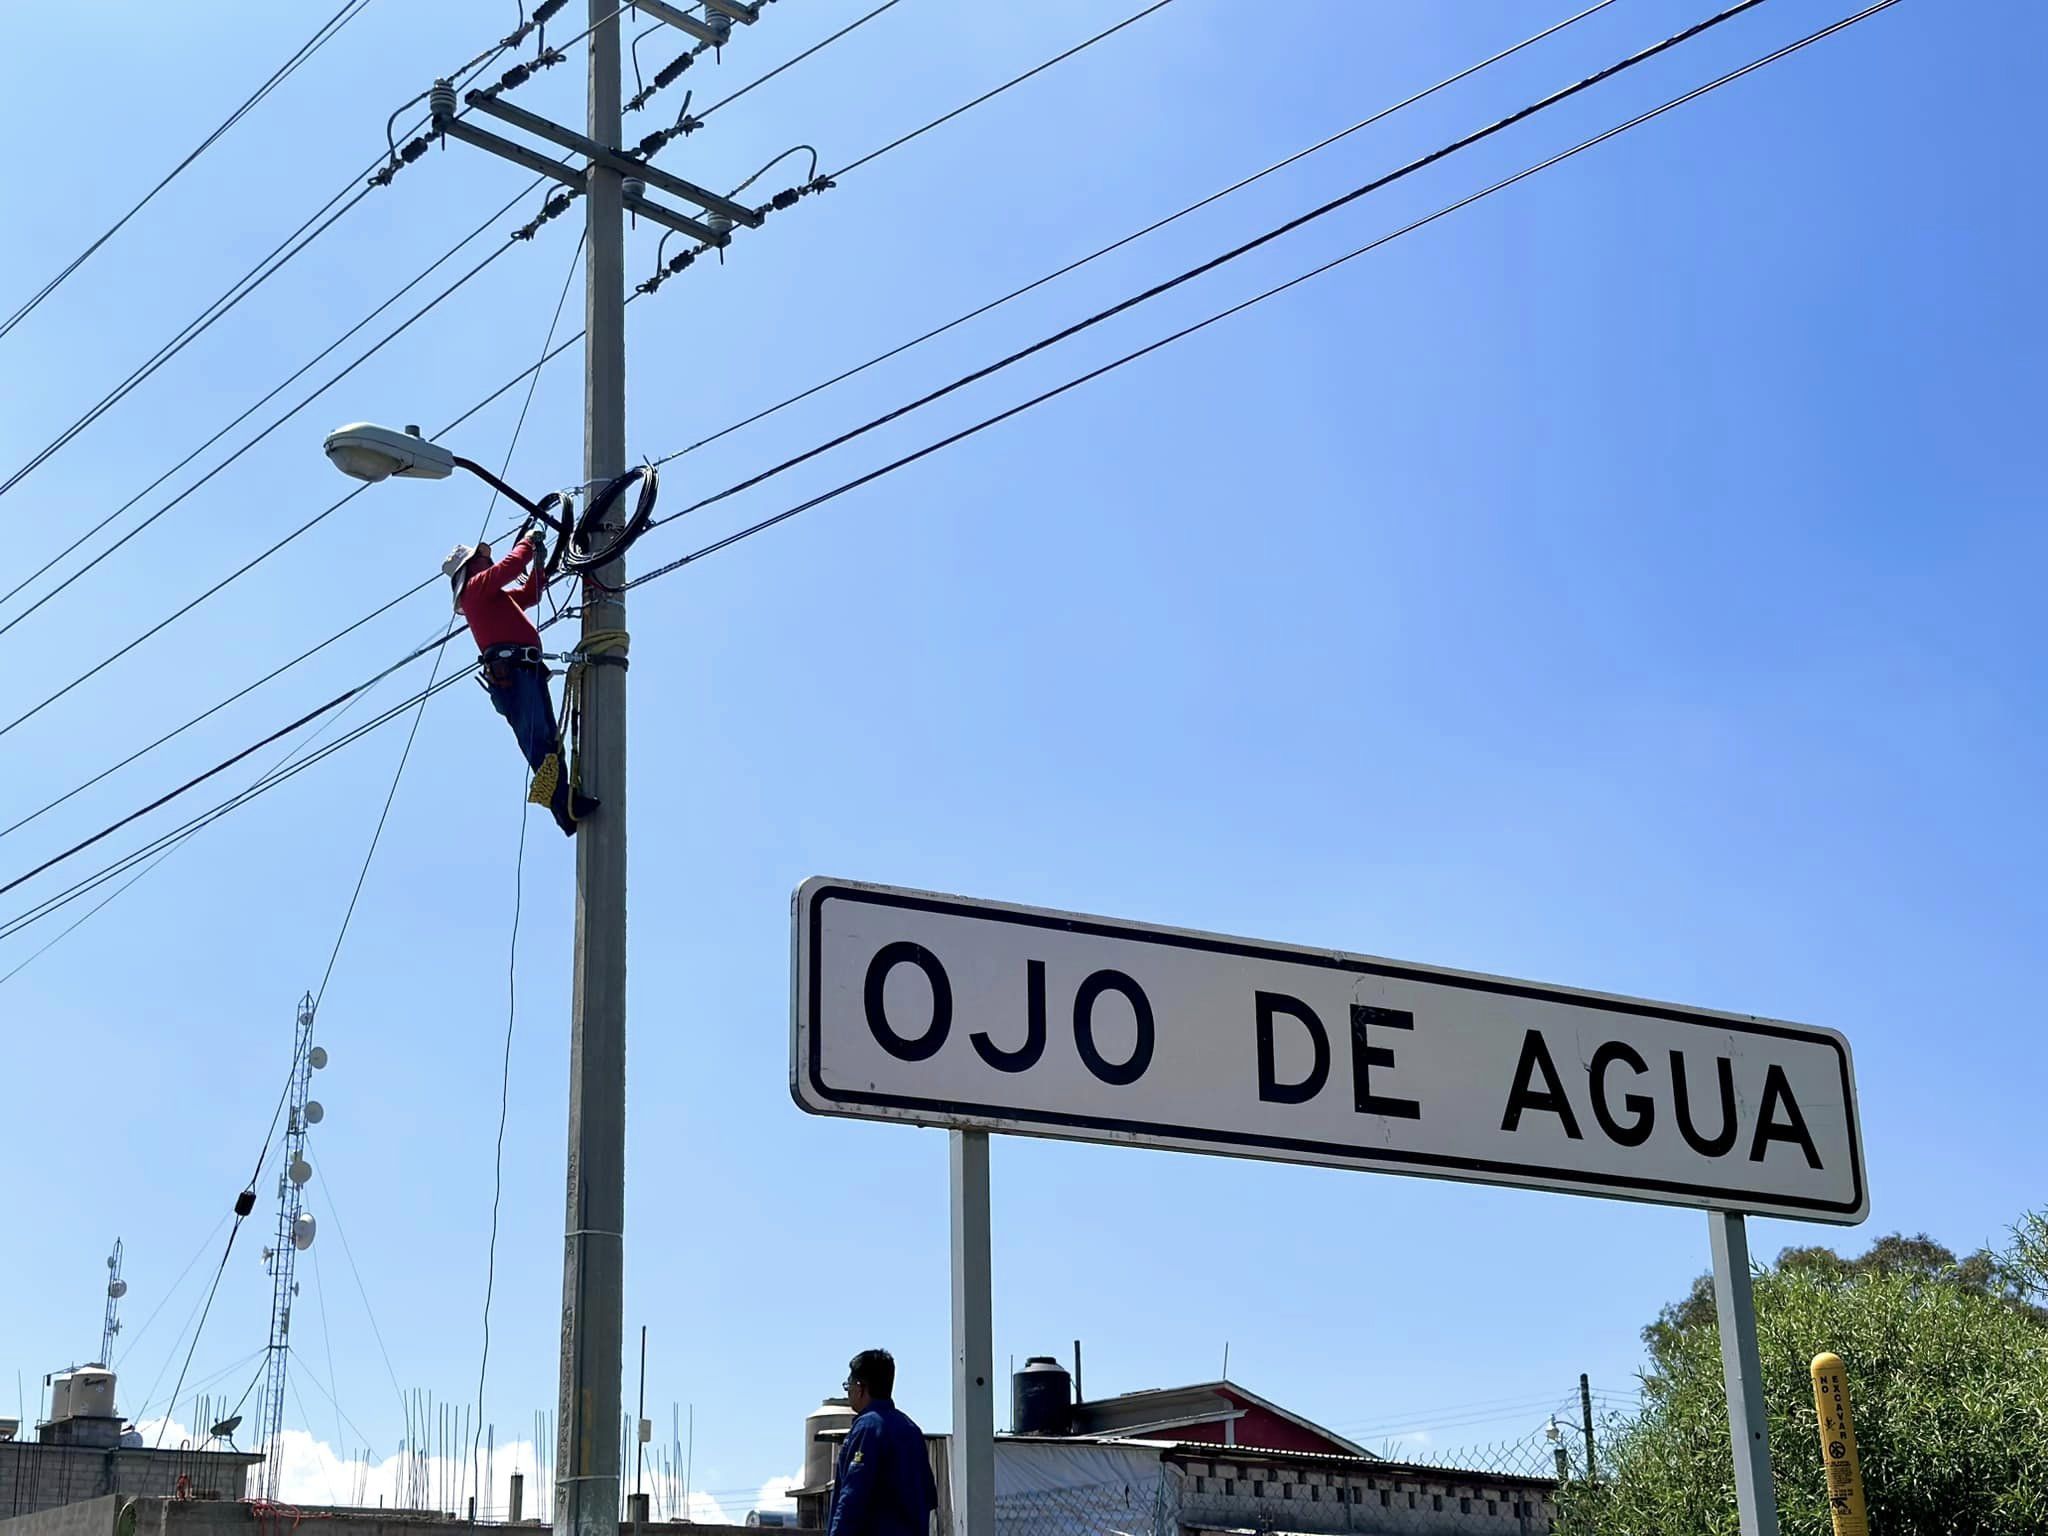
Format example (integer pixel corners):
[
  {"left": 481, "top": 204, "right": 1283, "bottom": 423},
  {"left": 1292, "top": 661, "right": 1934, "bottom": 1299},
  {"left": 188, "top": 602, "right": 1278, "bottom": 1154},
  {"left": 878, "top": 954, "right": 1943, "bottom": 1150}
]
[
  {"left": 136, "top": 1415, "right": 551, "bottom": 1518},
  {"left": 130, "top": 1418, "right": 798, "bottom": 1526}
]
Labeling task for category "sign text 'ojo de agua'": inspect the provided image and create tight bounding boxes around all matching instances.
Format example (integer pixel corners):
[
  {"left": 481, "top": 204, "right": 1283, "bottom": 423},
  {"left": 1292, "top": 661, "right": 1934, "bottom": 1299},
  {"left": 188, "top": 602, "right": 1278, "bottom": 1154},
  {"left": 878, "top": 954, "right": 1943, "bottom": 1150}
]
[{"left": 792, "top": 879, "right": 1866, "bottom": 1223}]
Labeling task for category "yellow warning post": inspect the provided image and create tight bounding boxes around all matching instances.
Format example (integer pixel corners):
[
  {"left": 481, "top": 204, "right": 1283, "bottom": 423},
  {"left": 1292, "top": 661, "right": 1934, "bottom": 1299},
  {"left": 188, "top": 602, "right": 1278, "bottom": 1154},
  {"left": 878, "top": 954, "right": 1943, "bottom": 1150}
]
[{"left": 1810, "top": 1352, "right": 1869, "bottom": 1536}]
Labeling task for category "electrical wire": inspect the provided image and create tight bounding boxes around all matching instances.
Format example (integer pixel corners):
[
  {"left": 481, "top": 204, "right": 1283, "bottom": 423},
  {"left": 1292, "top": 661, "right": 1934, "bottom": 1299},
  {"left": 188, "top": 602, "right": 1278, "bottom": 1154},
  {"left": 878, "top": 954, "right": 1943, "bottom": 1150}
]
[
  {"left": 0, "top": 29, "right": 521, "bottom": 508},
  {"left": 0, "top": 0, "right": 1786, "bottom": 899},
  {"left": 0, "top": 663, "right": 488, "bottom": 945},
  {"left": 621, "top": 0, "right": 1906, "bottom": 589},
  {"left": 150, "top": 1217, "right": 254, "bottom": 1448},
  {"left": 287, "top": 1344, "right": 384, "bottom": 1467},
  {"left": 690, "top": 0, "right": 903, "bottom": 120},
  {"left": 311, "top": 1173, "right": 410, "bottom": 1434},
  {"left": 0, "top": 0, "right": 374, "bottom": 344},
  {"left": 111, "top": 1211, "right": 233, "bottom": 1372},
  {"left": 0, "top": 575, "right": 446, "bottom": 846},
  {"left": 0, "top": 226, "right": 540, "bottom": 745},
  {"left": 310, "top": 1252, "right": 351, "bottom": 1475},
  {"left": 650, "top": 0, "right": 1625, "bottom": 467},
  {"left": 0, "top": 653, "right": 408, "bottom": 986},
  {"left": 0, "top": 0, "right": 1902, "bottom": 945},
  {"left": 467, "top": 767, "right": 529, "bottom": 1514},
  {"left": 0, "top": 11, "right": 746, "bottom": 731},
  {"left": 630, "top": 0, "right": 1776, "bottom": 546},
  {"left": 310, "top": 230, "right": 583, "bottom": 1010},
  {"left": 829, "top": 0, "right": 1180, "bottom": 180},
  {"left": 0, "top": 184, "right": 376, "bottom": 505},
  {"left": 130, "top": 1345, "right": 269, "bottom": 1434},
  {"left": 0, "top": 174, "right": 556, "bottom": 634},
  {"left": 1, "top": 0, "right": 862, "bottom": 719}
]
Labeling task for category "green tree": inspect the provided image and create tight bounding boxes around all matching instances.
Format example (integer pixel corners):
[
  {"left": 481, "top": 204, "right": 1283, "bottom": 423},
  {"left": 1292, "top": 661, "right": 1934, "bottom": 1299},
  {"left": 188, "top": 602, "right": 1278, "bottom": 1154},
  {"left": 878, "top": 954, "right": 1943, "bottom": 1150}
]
[{"left": 1558, "top": 1214, "right": 2048, "bottom": 1536}]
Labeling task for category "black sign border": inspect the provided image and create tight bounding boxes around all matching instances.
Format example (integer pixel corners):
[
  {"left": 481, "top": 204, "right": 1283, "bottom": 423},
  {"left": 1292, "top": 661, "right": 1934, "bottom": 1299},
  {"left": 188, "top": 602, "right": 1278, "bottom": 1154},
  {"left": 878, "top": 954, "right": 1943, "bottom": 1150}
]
[{"left": 797, "top": 882, "right": 1866, "bottom": 1220}]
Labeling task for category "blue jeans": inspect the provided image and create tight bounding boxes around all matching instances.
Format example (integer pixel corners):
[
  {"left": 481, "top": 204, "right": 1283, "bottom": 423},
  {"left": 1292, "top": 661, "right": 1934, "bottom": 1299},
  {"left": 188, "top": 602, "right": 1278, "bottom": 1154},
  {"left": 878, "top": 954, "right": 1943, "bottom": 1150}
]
[{"left": 485, "top": 660, "right": 561, "bottom": 771}]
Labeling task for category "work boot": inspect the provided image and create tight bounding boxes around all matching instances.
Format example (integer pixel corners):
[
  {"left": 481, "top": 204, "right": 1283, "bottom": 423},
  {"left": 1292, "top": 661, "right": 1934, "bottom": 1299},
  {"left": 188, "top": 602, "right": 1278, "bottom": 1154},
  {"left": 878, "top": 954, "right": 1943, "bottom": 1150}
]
[
  {"left": 528, "top": 751, "right": 562, "bottom": 807},
  {"left": 548, "top": 777, "right": 599, "bottom": 837}
]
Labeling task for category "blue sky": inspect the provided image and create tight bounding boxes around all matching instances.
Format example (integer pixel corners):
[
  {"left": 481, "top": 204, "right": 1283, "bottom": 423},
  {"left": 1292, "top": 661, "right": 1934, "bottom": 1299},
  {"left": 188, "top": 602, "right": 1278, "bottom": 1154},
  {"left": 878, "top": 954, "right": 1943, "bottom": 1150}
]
[{"left": 2, "top": 0, "right": 2042, "bottom": 1519}]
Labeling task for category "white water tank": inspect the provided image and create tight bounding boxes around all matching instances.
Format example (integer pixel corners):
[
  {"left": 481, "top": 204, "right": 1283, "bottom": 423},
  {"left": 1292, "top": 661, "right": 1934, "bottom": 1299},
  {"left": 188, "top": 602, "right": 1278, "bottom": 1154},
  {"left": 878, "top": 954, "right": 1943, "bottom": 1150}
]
[
  {"left": 50, "top": 1368, "right": 116, "bottom": 1421},
  {"left": 803, "top": 1399, "right": 855, "bottom": 1489}
]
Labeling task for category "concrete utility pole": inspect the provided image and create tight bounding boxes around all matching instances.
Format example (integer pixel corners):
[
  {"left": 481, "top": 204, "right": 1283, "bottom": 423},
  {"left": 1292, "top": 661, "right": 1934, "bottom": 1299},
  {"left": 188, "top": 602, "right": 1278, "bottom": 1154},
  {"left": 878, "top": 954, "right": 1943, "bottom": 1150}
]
[
  {"left": 558, "top": 4, "right": 630, "bottom": 1533},
  {"left": 1578, "top": 1373, "right": 1596, "bottom": 1483},
  {"left": 405, "top": 9, "right": 766, "bottom": 1532}
]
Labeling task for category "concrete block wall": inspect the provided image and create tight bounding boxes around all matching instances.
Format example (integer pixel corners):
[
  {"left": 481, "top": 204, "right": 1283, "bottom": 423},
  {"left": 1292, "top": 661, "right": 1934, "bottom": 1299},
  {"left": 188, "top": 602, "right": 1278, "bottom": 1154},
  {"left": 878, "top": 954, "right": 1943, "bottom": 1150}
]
[
  {"left": 0, "top": 1493, "right": 120, "bottom": 1536},
  {"left": 1172, "top": 1455, "right": 1557, "bottom": 1535},
  {"left": 1, "top": 1448, "right": 255, "bottom": 1520}
]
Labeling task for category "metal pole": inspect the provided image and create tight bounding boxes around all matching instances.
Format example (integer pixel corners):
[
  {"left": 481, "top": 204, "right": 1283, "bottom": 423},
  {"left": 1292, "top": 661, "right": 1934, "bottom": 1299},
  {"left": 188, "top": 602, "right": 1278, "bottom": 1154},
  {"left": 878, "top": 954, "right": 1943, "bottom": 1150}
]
[
  {"left": 1710, "top": 1212, "right": 1780, "bottom": 1536},
  {"left": 557, "top": 2, "right": 628, "bottom": 1535},
  {"left": 949, "top": 1131, "right": 994, "bottom": 1536},
  {"left": 1579, "top": 1373, "right": 1596, "bottom": 1482}
]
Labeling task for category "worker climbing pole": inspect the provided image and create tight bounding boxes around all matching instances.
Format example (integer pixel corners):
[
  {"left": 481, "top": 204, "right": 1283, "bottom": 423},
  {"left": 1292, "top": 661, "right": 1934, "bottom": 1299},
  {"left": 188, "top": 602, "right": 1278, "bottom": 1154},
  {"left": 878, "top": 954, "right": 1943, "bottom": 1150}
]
[{"left": 441, "top": 464, "right": 657, "bottom": 836}]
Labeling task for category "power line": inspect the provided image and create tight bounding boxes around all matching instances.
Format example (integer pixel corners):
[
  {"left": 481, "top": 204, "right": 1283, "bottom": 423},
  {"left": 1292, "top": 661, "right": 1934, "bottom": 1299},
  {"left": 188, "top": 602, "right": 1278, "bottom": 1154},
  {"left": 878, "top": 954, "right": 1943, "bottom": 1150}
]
[
  {"left": 620, "top": 0, "right": 1905, "bottom": 588},
  {"left": 0, "top": 0, "right": 1773, "bottom": 892},
  {"left": 310, "top": 1173, "right": 410, "bottom": 1436},
  {"left": 468, "top": 768, "right": 529, "bottom": 1514},
  {"left": 0, "top": 229, "right": 582, "bottom": 926},
  {"left": 0, "top": 657, "right": 407, "bottom": 986},
  {"left": 312, "top": 230, "right": 583, "bottom": 1011},
  {"left": 632, "top": 0, "right": 1778, "bottom": 541},
  {"left": 0, "top": 226, "right": 543, "bottom": 744},
  {"left": 828, "top": 0, "right": 1180, "bottom": 181},
  {"left": 692, "top": 0, "right": 905, "bottom": 121},
  {"left": 150, "top": 1210, "right": 257, "bottom": 1449},
  {"left": 0, "top": 665, "right": 486, "bottom": 946},
  {"left": 0, "top": 4, "right": 829, "bottom": 730},
  {"left": 0, "top": 573, "right": 444, "bottom": 846},
  {"left": 649, "top": 0, "right": 1624, "bottom": 467},
  {"left": 0, "top": 27, "right": 533, "bottom": 508},
  {"left": 112, "top": 1210, "right": 232, "bottom": 1372},
  {"left": 0, "top": 174, "right": 553, "bottom": 635},
  {"left": 0, "top": 0, "right": 1901, "bottom": 944},
  {"left": 0, "top": 0, "right": 375, "bottom": 344}
]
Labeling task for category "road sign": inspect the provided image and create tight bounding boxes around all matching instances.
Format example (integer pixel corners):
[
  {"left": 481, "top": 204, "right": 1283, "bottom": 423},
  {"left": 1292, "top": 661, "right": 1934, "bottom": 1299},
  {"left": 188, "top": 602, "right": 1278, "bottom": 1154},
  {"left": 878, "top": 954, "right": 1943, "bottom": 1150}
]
[{"left": 791, "top": 878, "right": 1867, "bottom": 1223}]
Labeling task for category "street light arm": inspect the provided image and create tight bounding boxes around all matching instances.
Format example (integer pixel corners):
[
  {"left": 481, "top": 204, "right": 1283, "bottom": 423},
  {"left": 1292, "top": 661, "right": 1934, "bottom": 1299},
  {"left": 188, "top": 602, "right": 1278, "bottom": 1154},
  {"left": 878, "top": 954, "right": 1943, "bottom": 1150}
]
[{"left": 450, "top": 455, "right": 548, "bottom": 518}]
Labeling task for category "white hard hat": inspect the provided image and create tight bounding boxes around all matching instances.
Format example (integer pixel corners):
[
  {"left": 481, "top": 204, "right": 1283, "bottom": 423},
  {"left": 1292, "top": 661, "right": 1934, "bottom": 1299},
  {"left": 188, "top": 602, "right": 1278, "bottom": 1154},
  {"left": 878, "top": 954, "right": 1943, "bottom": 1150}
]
[{"left": 443, "top": 544, "right": 479, "bottom": 607}]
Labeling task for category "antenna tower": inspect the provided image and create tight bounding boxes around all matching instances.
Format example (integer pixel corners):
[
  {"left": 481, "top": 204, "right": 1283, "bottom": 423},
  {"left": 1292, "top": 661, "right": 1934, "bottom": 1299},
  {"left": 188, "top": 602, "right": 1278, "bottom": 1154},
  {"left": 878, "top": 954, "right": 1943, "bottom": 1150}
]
[
  {"left": 99, "top": 1238, "right": 126, "bottom": 1365},
  {"left": 254, "top": 992, "right": 327, "bottom": 1498}
]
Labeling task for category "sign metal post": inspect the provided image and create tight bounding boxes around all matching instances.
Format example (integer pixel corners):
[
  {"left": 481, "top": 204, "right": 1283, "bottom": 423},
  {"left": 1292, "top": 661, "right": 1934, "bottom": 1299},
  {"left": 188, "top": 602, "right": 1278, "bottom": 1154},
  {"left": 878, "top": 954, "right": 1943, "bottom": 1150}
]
[
  {"left": 949, "top": 1129, "right": 995, "bottom": 1536},
  {"left": 1711, "top": 1210, "right": 1781, "bottom": 1536}
]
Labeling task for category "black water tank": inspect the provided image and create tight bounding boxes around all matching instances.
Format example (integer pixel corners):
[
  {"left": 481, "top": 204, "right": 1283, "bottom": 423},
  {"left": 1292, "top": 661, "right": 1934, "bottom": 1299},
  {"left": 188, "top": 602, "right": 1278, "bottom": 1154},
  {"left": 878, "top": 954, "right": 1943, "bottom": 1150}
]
[{"left": 1013, "top": 1356, "right": 1073, "bottom": 1436}]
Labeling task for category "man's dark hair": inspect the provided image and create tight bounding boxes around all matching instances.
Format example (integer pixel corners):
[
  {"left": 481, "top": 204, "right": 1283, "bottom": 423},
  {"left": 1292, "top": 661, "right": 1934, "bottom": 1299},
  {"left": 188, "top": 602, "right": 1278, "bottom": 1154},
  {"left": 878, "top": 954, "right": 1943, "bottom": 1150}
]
[{"left": 847, "top": 1348, "right": 895, "bottom": 1400}]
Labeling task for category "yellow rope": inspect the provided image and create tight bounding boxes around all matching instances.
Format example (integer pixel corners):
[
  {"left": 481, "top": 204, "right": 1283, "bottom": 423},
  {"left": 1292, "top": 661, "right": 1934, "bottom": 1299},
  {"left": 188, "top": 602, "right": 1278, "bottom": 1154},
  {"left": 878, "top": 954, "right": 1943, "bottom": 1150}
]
[{"left": 564, "top": 630, "right": 629, "bottom": 793}]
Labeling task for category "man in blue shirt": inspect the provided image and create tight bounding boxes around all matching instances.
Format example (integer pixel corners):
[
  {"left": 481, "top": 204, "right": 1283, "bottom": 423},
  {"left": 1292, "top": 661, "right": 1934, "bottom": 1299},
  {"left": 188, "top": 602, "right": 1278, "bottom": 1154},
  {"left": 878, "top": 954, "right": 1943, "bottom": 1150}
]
[{"left": 829, "top": 1349, "right": 937, "bottom": 1536}]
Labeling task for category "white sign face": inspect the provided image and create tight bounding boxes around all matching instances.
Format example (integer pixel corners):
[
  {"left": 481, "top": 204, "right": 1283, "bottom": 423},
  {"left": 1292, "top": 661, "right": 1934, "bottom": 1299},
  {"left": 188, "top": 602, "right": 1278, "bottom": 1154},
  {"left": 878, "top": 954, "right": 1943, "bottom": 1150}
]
[{"left": 792, "top": 880, "right": 1867, "bottom": 1223}]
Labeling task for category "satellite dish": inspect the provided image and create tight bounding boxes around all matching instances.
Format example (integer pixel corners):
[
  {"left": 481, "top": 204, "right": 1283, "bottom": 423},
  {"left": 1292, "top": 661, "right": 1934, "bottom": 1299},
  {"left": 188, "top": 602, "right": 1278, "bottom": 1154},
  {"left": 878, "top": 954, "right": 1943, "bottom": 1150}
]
[
  {"left": 107, "top": 1279, "right": 127, "bottom": 1299},
  {"left": 288, "top": 1159, "right": 313, "bottom": 1187},
  {"left": 304, "top": 1101, "right": 324, "bottom": 1125},
  {"left": 209, "top": 1415, "right": 243, "bottom": 1446},
  {"left": 308, "top": 1046, "right": 329, "bottom": 1070},
  {"left": 292, "top": 1213, "right": 317, "bottom": 1251}
]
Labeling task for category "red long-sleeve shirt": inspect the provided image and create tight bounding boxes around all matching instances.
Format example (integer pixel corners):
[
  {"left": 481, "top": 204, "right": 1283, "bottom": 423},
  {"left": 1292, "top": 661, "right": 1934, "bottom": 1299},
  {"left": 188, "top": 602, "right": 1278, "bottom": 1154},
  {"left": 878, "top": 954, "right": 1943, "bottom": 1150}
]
[{"left": 458, "top": 538, "right": 545, "bottom": 650}]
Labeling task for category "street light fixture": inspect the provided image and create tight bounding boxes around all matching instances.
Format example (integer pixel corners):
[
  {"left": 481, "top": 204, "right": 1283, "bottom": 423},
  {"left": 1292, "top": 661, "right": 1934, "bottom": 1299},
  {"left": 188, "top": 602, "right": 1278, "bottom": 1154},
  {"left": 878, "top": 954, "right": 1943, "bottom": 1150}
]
[
  {"left": 322, "top": 422, "right": 454, "bottom": 483},
  {"left": 323, "top": 420, "right": 551, "bottom": 519}
]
